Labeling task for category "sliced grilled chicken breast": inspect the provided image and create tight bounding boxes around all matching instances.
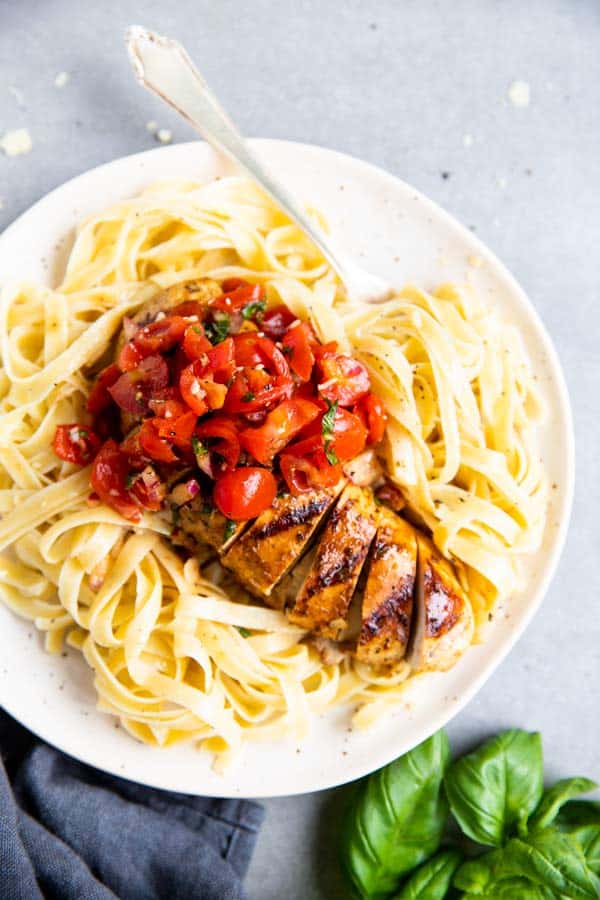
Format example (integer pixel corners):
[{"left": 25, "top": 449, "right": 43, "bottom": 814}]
[
  {"left": 178, "top": 495, "right": 247, "bottom": 553},
  {"left": 356, "top": 507, "right": 417, "bottom": 668},
  {"left": 221, "top": 485, "right": 343, "bottom": 605},
  {"left": 288, "top": 484, "right": 378, "bottom": 639},
  {"left": 269, "top": 544, "right": 317, "bottom": 611},
  {"left": 409, "top": 533, "right": 474, "bottom": 672}
]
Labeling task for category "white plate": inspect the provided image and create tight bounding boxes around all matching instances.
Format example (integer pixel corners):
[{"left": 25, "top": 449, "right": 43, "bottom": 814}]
[{"left": 0, "top": 140, "right": 574, "bottom": 797}]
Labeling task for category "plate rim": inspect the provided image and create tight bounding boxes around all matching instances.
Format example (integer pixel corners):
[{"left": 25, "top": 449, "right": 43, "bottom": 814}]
[{"left": 0, "top": 139, "right": 575, "bottom": 797}]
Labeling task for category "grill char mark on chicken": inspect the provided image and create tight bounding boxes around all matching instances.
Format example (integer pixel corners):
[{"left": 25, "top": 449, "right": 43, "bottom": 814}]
[
  {"left": 355, "top": 506, "right": 417, "bottom": 667},
  {"left": 287, "top": 484, "right": 378, "bottom": 639},
  {"left": 221, "top": 484, "right": 344, "bottom": 607}
]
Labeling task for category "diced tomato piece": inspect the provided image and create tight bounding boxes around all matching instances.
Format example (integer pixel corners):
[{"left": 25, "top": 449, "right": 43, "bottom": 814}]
[
  {"left": 118, "top": 316, "right": 188, "bottom": 370},
  {"left": 171, "top": 300, "right": 206, "bottom": 319},
  {"left": 279, "top": 452, "right": 342, "bottom": 495},
  {"left": 312, "top": 340, "right": 339, "bottom": 362},
  {"left": 87, "top": 364, "right": 122, "bottom": 415},
  {"left": 355, "top": 392, "right": 388, "bottom": 445},
  {"left": 154, "top": 410, "right": 197, "bottom": 451},
  {"left": 213, "top": 467, "right": 277, "bottom": 520},
  {"left": 196, "top": 415, "right": 241, "bottom": 470},
  {"left": 207, "top": 337, "right": 235, "bottom": 384},
  {"left": 281, "top": 322, "right": 316, "bottom": 382},
  {"left": 90, "top": 439, "right": 141, "bottom": 521},
  {"left": 139, "top": 419, "right": 179, "bottom": 463},
  {"left": 239, "top": 398, "right": 320, "bottom": 465},
  {"left": 53, "top": 424, "right": 100, "bottom": 465},
  {"left": 233, "top": 334, "right": 289, "bottom": 377},
  {"left": 182, "top": 323, "right": 212, "bottom": 360},
  {"left": 120, "top": 428, "right": 147, "bottom": 469},
  {"left": 180, "top": 362, "right": 227, "bottom": 415},
  {"left": 129, "top": 466, "right": 166, "bottom": 511},
  {"left": 220, "top": 277, "right": 247, "bottom": 293},
  {"left": 109, "top": 355, "right": 170, "bottom": 415},
  {"left": 210, "top": 281, "right": 264, "bottom": 313},
  {"left": 224, "top": 370, "right": 293, "bottom": 415},
  {"left": 262, "top": 304, "right": 296, "bottom": 341},
  {"left": 327, "top": 408, "right": 367, "bottom": 462},
  {"left": 148, "top": 388, "right": 187, "bottom": 420},
  {"left": 317, "top": 353, "right": 370, "bottom": 407}
]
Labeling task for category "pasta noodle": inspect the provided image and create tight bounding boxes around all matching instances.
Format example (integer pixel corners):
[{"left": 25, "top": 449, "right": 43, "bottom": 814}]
[{"left": 0, "top": 176, "right": 547, "bottom": 764}]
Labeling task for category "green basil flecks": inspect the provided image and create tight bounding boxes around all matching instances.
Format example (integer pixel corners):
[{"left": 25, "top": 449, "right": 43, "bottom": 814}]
[
  {"left": 444, "top": 729, "right": 543, "bottom": 846},
  {"left": 206, "top": 311, "right": 230, "bottom": 344},
  {"left": 321, "top": 398, "right": 338, "bottom": 436},
  {"left": 340, "top": 730, "right": 450, "bottom": 899},
  {"left": 242, "top": 299, "right": 266, "bottom": 321},
  {"left": 223, "top": 519, "right": 237, "bottom": 542},
  {"left": 392, "top": 848, "right": 461, "bottom": 899}
]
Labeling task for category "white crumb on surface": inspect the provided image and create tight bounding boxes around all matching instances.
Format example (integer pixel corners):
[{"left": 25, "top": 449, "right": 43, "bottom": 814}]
[
  {"left": 156, "top": 128, "right": 172, "bottom": 144},
  {"left": 0, "top": 128, "right": 33, "bottom": 156},
  {"left": 462, "top": 133, "right": 474, "bottom": 147},
  {"left": 8, "top": 85, "right": 25, "bottom": 107},
  {"left": 508, "top": 80, "right": 531, "bottom": 107},
  {"left": 497, "top": 176, "right": 508, "bottom": 190},
  {"left": 146, "top": 120, "right": 158, "bottom": 134},
  {"left": 54, "top": 71, "right": 70, "bottom": 88},
  {"left": 0, "top": 197, "right": 4, "bottom": 210}
]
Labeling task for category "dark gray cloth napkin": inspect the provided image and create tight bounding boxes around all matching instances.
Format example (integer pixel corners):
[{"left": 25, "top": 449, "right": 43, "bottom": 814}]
[{"left": 0, "top": 709, "right": 263, "bottom": 900}]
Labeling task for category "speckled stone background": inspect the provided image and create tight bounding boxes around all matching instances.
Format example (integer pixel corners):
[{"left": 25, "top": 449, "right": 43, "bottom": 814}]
[{"left": 1, "top": 1, "right": 599, "bottom": 897}]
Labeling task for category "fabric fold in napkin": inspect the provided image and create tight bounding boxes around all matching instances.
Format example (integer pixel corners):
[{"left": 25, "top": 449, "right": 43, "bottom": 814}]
[{"left": 0, "top": 709, "right": 263, "bottom": 900}]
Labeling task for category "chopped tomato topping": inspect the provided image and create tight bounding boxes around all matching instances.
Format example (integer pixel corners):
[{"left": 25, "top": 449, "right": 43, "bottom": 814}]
[
  {"left": 282, "top": 322, "right": 316, "bottom": 381},
  {"left": 109, "top": 355, "right": 169, "bottom": 415},
  {"left": 180, "top": 362, "right": 227, "bottom": 416},
  {"left": 224, "top": 369, "right": 293, "bottom": 415},
  {"left": 327, "top": 408, "right": 368, "bottom": 462},
  {"left": 239, "top": 398, "right": 320, "bottom": 465},
  {"left": 279, "top": 450, "right": 342, "bottom": 495},
  {"left": 196, "top": 415, "right": 241, "bottom": 470},
  {"left": 210, "top": 281, "right": 264, "bottom": 313},
  {"left": 119, "top": 316, "right": 188, "bottom": 371},
  {"left": 87, "top": 364, "right": 121, "bottom": 415},
  {"left": 154, "top": 410, "right": 197, "bottom": 451},
  {"left": 129, "top": 466, "right": 166, "bottom": 511},
  {"left": 120, "top": 428, "right": 147, "bottom": 469},
  {"left": 261, "top": 304, "right": 296, "bottom": 340},
  {"left": 139, "top": 419, "right": 178, "bottom": 463},
  {"left": 355, "top": 392, "right": 388, "bottom": 445},
  {"left": 53, "top": 424, "right": 100, "bottom": 465},
  {"left": 148, "top": 388, "right": 187, "bottom": 420},
  {"left": 90, "top": 439, "right": 141, "bottom": 521},
  {"left": 213, "top": 467, "right": 277, "bottom": 520},
  {"left": 171, "top": 300, "right": 206, "bottom": 319},
  {"left": 182, "top": 323, "right": 212, "bottom": 360},
  {"left": 207, "top": 337, "right": 235, "bottom": 384},
  {"left": 317, "top": 353, "right": 370, "bottom": 407},
  {"left": 233, "top": 334, "right": 289, "bottom": 377}
]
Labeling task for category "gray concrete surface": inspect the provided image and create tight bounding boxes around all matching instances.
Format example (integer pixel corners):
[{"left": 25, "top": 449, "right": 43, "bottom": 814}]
[{"left": 1, "top": 1, "right": 599, "bottom": 898}]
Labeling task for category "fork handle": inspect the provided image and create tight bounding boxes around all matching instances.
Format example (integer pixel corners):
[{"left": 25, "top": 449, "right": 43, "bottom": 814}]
[{"left": 127, "top": 27, "right": 352, "bottom": 281}]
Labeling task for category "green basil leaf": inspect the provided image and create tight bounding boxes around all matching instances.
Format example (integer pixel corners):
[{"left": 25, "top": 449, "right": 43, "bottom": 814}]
[
  {"left": 557, "top": 801, "right": 600, "bottom": 874},
  {"left": 341, "top": 731, "right": 451, "bottom": 899},
  {"left": 530, "top": 778, "right": 598, "bottom": 831},
  {"left": 461, "top": 880, "right": 557, "bottom": 899},
  {"left": 392, "top": 848, "right": 461, "bottom": 899},
  {"left": 322, "top": 399, "right": 338, "bottom": 436},
  {"left": 444, "top": 729, "right": 543, "bottom": 846},
  {"left": 454, "top": 829, "right": 600, "bottom": 898}
]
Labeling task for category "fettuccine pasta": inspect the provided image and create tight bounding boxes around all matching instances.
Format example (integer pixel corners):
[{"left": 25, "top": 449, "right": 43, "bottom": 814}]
[{"left": 0, "top": 176, "right": 547, "bottom": 765}]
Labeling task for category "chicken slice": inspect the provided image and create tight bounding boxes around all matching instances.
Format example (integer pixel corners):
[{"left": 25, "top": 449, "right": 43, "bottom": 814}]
[
  {"left": 287, "top": 484, "right": 378, "bottom": 639},
  {"left": 221, "top": 485, "right": 343, "bottom": 605},
  {"left": 269, "top": 545, "right": 318, "bottom": 611},
  {"left": 177, "top": 495, "right": 248, "bottom": 553},
  {"left": 355, "top": 507, "right": 417, "bottom": 668},
  {"left": 409, "top": 533, "right": 474, "bottom": 672}
]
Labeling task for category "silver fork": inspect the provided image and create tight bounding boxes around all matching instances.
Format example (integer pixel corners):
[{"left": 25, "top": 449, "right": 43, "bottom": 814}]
[{"left": 126, "top": 26, "right": 392, "bottom": 305}]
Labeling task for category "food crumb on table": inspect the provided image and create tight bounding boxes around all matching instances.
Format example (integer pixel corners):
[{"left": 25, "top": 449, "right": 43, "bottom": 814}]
[{"left": 0, "top": 128, "right": 32, "bottom": 156}]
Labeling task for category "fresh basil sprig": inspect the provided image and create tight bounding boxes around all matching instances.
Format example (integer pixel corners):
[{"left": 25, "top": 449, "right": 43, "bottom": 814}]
[
  {"left": 556, "top": 801, "right": 600, "bottom": 874},
  {"left": 341, "top": 731, "right": 451, "bottom": 899},
  {"left": 392, "top": 849, "right": 462, "bottom": 899},
  {"left": 444, "top": 729, "right": 544, "bottom": 846},
  {"left": 529, "top": 777, "right": 598, "bottom": 832},
  {"left": 454, "top": 828, "right": 600, "bottom": 898}
]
